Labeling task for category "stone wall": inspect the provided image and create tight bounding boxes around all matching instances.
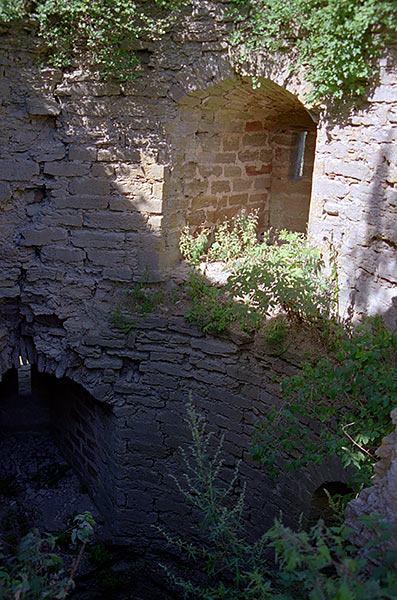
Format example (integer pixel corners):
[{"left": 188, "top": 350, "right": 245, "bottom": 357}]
[
  {"left": 0, "top": 304, "right": 348, "bottom": 546},
  {"left": 309, "top": 48, "right": 397, "bottom": 327},
  {"left": 0, "top": 0, "right": 396, "bottom": 547},
  {"left": 167, "top": 78, "right": 316, "bottom": 237}
]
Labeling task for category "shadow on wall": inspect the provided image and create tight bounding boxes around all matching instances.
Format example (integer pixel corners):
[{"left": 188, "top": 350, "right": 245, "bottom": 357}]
[{"left": 342, "top": 128, "right": 397, "bottom": 328}]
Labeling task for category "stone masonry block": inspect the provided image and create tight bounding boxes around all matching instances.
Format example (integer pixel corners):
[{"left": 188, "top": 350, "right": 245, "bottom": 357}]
[
  {"left": 26, "top": 98, "right": 61, "bottom": 116},
  {"left": 85, "top": 356, "right": 123, "bottom": 369},
  {"left": 222, "top": 136, "right": 240, "bottom": 152},
  {"left": 211, "top": 181, "right": 231, "bottom": 194},
  {"left": 103, "top": 266, "right": 133, "bottom": 281},
  {"left": 0, "top": 160, "right": 39, "bottom": 181},
  {"left": 20, "top": 227, "right": 67, "bottom": 246},
  {"left": 92, "top": 163, "right": 115, "bottom": 177},
  {"left": 0, "top": 182, "right": 11, "bottom": 203},
  {"left": 238, "top": 150, "right": 259, "bottom": 162},
  {"left": 47, "top": 211, "right": 83, "bottom": 228},
  {"left": 242, "top": 133, "right": 268, "bottom": 147},
  {"left": 198, "top": 166, "right": 223, "bottom": 178},
  {"left": 97, "top": 148, "right": 140, "bottom": 162},
  {"left": 232, "top": 179, "right": 253, "bottom": 192},
  {"left": 191, "top": 337, "right": 237, "bottom": 356},
  {"left": 228, "top": 193, "right": 249, "bottom": 205},
  {"left": 40, "top": 246, "right": 86, "bottom": 262},
  {"left": 53, "top": 195, "right": 109, "bottom": 210},
  {"left": 83, "top": 212, "right": 144, "bottom": 231},
  {"left": 44, "top": 162, "right": 90, "bottom": 177},
  {"left": 214, "top": 153, "right": 236, "bottom": 164},
  {"left": 245, "top": 121, "right": 263, "bottom": 132},
  {"left": 72, "top": 230, "right": 125, "bottom": 248},
  {"left": 69, "top": 178, "right": 110, "bottom": 195},
  {"left": 224, "top": 166, "right": 241, "bottom": 177},
  {"left": 68, "top": 146, "right": 97, "bottom": 161},
  {"left": 34, "top": 143, "right": 66, "bottom": 162},
  {"left": 325, "top": 159, "right": 371, "bottom": 181}
]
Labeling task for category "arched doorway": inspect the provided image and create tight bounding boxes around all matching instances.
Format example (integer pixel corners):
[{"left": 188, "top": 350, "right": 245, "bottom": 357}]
[{"left": 0, "top": 366, "right": 113, "bottom": 539}]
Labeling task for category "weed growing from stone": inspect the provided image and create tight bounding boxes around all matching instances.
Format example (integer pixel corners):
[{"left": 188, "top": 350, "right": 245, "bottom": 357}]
[
  {"left": 184, "top": 271, "right": 261, "bottom": 334},
  {"left": 158, "top": 404, "right": 397, "bottom": 599},
  {"left": 208, "top": 209, "right": 260, "bottom": 263},
  {"left": 261, "top": 317, "right": 290, "bottom": 356},
  {"left": 0, "top": 511, "right": 95, "bottom": 599},
  {"left": 252, "top": 316, "right": 397, "bottom": 490},
  {"left": 180, "top": 212, "right": 333, "bottom": 333},
  {"left": 179, "top": 226, "right": 210, "bottom": 266}
]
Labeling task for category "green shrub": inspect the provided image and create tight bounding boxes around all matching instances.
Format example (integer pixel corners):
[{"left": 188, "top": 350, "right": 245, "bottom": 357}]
[
  {"left": 208, "top": 210, "right": 261, "bottom": 263},
  {"left": 125, "top": 279, "right": 164, "bottom": 314},
  {"left": 179, "top": 226, "right": 210, "bottom": 266},
  {"left": 180, "top": 214, "right": 333, "bottom": 331},
  {"left": 0, "top": 512, "right": 95, "bottom": 599},
  {"left": 227, "top": 230, "right": 332, "bottom": 322},
  {"left": 159, "top": 405, "right": 397, "bottom": 600},
  {"left": 252, "top": 316, "right": 397, "bottom": 487},
  {"left": 184, "top": 271, "right": 261, "bottom": 334}
]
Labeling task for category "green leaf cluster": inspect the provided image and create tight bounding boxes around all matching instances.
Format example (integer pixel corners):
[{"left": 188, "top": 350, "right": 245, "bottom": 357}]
[
  {"left": 252, "top": 316, "right": 397, "bottom": 486},
  {"left": 160, "top": 405, "right": 397, "bottom": 600},
  {"left": 0, "top": 512, "right": 95, "bottom": 599},
  {"left": 227, "top": 230, "right": 331, "bottom": 321},
  {"left": 184, "top": 271, "right": 261, "bottom": 334},
  {"left": 0, "top": 0, "right": 187, "bottom": 78},
  {"left": 227, "top": 0, "right": 397, "bottom": 101},
  {"left": 180, "top": 214, "right": 333, "bottom": 333}
]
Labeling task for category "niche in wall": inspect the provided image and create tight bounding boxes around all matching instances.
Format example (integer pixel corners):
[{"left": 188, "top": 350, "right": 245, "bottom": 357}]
[{"left": 165, "top": 77, "right": 317, "bottom": 263}]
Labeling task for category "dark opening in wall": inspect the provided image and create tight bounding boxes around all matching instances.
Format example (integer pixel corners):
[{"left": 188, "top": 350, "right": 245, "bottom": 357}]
[
  {"left": 0, "top": 367, "right": 110, "bottom": 536},
  {"left": 307, "top": 481, "right": 353, "bottom": 528}
]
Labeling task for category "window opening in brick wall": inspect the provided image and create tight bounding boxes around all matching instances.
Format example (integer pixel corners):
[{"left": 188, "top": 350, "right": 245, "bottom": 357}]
[
  {"left": 17, "top": 356, "right": 31, "bottom": 396},
  {"left": 290, "top": 130, "right": 308, "bottom": 180}
]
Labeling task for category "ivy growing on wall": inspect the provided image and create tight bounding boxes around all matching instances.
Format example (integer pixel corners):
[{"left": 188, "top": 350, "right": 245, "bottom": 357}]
[
  {"left": 227, "top": 0, "right": 397, "bottom": 102},
  {"left": 0, "top": 0, "right": 187, "bottom": 78},
  {"left": 0, "top": 0, "right": 395, "bottom": 96}
]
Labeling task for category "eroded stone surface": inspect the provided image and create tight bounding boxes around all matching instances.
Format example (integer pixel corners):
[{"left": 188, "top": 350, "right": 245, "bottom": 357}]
[{"left": 346, "top": 408, "right": 397, "bottom": 552}]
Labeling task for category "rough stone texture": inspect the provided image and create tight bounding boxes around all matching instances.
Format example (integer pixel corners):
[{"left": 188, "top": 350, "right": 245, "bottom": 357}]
[
  {"left": 309, "top": 50, "right": 397, "bottom": 328},
  {"left": 345, "top": 408, "right": 397, "bottom": 553},
  {"left": 0, "top": 0, "right": 396, "bottom": 548},
  {"left": 0, "top": 301, "right": 347, "bottom": 547}
]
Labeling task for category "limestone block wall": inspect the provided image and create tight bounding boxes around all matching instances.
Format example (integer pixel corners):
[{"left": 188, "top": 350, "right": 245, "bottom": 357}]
[
  {"left": 50, "top": 376, "right": 117, "bottom": 522},
  {"left": 270, "top": 127, "right": 317, "bottom": 232},
  {"left": 309, "top": 46, "right": 397, "bottom": 327},
  {"left": 0, "top": 303, "right": 348, "bottom": 546},
  {"left": 0, "top": 0, "right": 396, "bottom": 548}
]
